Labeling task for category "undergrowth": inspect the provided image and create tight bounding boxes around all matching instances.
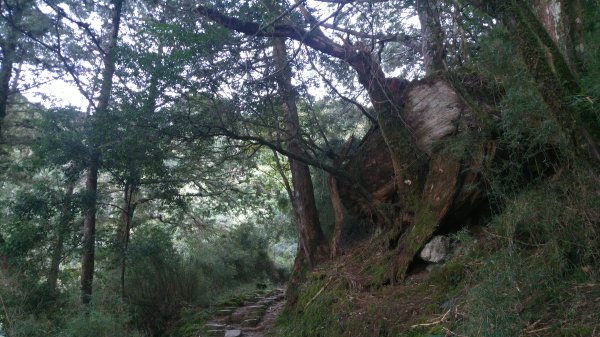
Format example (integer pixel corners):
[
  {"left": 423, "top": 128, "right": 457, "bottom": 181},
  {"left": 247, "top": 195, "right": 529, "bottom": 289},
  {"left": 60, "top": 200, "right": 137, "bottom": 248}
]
[{"left": 272, "top": 166, "right": 599, "bottom": 337}]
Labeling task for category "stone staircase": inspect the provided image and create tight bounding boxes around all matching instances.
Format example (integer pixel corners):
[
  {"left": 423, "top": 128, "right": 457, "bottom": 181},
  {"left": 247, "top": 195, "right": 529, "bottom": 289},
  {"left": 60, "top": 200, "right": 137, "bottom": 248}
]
[{"left": 201, "top": 288, "right": 285, "bottom": 337}]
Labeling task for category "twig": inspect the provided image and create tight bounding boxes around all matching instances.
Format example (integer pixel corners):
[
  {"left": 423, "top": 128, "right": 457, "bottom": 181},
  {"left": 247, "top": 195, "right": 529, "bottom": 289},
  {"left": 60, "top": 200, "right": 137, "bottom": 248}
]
[
  {"left": 304, "top": 277, "right": 333, "bottom": 309},
  {"left": 410, "top": 309, "right": 451, "bottom": 328},
  {"left": 442, "top": 327, "right": 467, "bottom": 337},
  {"left": 0, "top": 289, "right": 14, "bottom": 333},
  {"left": 525, "top": 326, "right": 552, "bottom": 334}
]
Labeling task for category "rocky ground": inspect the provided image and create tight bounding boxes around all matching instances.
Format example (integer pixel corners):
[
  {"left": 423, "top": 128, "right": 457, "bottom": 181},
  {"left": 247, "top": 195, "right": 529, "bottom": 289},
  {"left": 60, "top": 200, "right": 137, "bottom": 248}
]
[{"left": 201, "top": 289, "right": 286, "bottom": 337}]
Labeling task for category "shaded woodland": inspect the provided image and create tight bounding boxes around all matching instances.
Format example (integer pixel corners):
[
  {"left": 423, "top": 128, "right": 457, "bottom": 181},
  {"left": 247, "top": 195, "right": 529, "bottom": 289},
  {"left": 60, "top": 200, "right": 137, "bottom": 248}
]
[{"left": 1, "top": 0, "right": 599, "bottom": 336}]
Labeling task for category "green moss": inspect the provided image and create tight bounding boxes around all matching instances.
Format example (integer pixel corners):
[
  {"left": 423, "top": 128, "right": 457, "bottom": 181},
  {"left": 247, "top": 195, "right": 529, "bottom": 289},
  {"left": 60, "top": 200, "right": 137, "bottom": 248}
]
[
  {"left": 560, "top": 326, "right": 595, "bottom": 337},
  {"left": 361, "top": 251, "right": 394, "bottom": 286},
  {"left": 395, "top": 197, "right": 438, "bottom": 280},
  {"left": 428, "top": 261, "right": 467, "bottom": 291}
]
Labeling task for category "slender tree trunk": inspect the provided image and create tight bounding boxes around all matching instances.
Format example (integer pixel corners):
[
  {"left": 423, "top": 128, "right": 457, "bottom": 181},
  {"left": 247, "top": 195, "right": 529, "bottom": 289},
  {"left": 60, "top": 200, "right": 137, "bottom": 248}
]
[
  {"left": 417, "top": 0, "right": 446, "bottom": 73},
  {"left": 81, "top": 156, "right": 98, "bottom": 303},
  {"left": 115, "top": 61, "right": 161, "bottom": 298},
  {"left": 80, "top": 0, "right": 124, "bottom": 304},
  {"left": 48, "top": 180, "right": 76, "bottom": 291},
  {"left": 116, "top": 183, "right": 137, "bottom": 298},
  {"left": 272, "top": 150, "right": 308, "bottom": 306},
  {"left": 272, "top": 150, "right": 310, "bottom": 262},
  {"left": 0, "top": 6, "right": 23, "bottom": 139},
  {"left": 273, "top": 37, "right": 329, "bottom": 267},
  {"left": 327, "top": 175, "right": 344, "bottom": 258}
]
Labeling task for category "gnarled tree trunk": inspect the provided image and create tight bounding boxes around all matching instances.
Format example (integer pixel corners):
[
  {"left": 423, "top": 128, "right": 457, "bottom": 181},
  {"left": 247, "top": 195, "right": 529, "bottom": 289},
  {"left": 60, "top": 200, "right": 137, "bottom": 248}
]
[{"left": 468, "top": 0, "right": 600, "bottom": 163}]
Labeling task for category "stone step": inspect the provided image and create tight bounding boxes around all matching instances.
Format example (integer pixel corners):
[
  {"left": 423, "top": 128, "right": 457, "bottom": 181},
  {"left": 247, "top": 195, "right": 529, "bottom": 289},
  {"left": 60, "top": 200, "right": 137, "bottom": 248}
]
[
  {"left": 216, "top": 309, "right": 233, "bottom": 316},
  {"left": 242, "top": 318, "right": 260, "bottom": 327},
  {"left": 205, "top": 323, "right": 226, "bottom": 330},
  {"left": 246, "top": 304, "right": 266, "bottom": 310},
  {"left": 229, "top": 311, "right": 245, "bottom": 324},
  {"left": 206, "top": 329, "right": 225, "bottom": 337},
  {"left": 224, "top": 330, "right": 242, "bottom": 337}
]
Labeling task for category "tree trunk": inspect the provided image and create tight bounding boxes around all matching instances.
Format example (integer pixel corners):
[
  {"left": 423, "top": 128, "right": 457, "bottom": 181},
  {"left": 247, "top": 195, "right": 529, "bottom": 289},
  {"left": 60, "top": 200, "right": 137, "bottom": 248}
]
[
  {"left": 81, "top": 155, "right": 98, "bottom": 303},
  {"left": 0, "top": 5, "right": 23, "bottom": 139},
  {"left": 80, "top": 0, "right": 124, "bottom": 304},
  {"left": 114, "top": 58, "right": 160, "bottom": 298},
  {"left": 273, "top": 37, "right": 329, "bottom": 267},
  {"left": 532, "top": 0, "right": 585, "bottom": 74},
  {"left": 327, "top": 175, "right": 344, "bottom": 258},
  {"left": 116, "top": 183, "right": 137, "bottom": 298},
  {"left": 469, "top": 0, "right": 600, "bottom": 163},
  {"left": 48, "top": 180, "right": 76, "bottom": 291},
  {"left": 417, "top": 0, "right": 446, "bottom": 73},
  {"left": 272, "top": 150, "right": 307, "bottom": 306}
]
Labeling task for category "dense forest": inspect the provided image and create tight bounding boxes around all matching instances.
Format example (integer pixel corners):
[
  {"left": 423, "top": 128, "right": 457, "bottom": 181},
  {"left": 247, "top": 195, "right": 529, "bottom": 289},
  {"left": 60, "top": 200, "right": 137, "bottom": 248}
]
[{"left": 1, "top": 0, "right": 599, "bottom": 336}]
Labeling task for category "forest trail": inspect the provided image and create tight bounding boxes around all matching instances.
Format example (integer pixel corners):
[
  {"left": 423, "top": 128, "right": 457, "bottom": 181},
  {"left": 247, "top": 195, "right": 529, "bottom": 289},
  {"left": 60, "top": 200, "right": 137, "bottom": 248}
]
[{"left": 203, "top": 288, "right": 286, "bottom": 337}]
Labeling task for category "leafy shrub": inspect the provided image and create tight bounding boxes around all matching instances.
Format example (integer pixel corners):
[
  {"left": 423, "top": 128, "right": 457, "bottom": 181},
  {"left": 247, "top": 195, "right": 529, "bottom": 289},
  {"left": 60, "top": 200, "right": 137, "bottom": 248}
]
[
  {"left": 125, "top": 222, "right": 282, "bottom": 335},
  {"left": 61, "top": 308, "right": 144, "bottom": 337},
  {"left": 125, "top": 225, "right": 208, "bottom": 335}
]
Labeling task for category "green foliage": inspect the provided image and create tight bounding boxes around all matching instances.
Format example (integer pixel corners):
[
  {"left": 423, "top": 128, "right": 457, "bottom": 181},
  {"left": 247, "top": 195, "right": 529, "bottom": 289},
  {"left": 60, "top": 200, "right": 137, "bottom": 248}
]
[
  {"left": 580, "top": 1, "right": 600, "bottom": 98},
  {"left": 124, "top": 223, "right": 284, "bottom": 335},
  {"left": 126, "top": 228, "right": 209, "bottom": 335},
  {"left": 61, "top": 307, "right": 143, "bottom": 337},
  {"left": 275, "top": 276, "right": 344, "bottom": 337}
]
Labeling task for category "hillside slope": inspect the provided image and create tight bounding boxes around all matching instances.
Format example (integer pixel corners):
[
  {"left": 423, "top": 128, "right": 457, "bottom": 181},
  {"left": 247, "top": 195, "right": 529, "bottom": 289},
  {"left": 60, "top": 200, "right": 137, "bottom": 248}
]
[{"left": 274, "top": 168, "right": 599, "bottom": 336}]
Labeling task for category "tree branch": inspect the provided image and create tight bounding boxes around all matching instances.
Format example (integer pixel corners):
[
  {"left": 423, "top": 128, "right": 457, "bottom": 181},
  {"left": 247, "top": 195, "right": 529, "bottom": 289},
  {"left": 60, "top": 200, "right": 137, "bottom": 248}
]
[{"left": 196, "top": 4, "right": 352, "bottom": 62}]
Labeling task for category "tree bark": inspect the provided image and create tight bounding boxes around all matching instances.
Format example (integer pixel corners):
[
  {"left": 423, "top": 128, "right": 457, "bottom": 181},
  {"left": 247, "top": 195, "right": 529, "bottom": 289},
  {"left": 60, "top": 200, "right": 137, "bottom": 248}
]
[
  {"left": 273, "top": 36, "right": 329, "bottom": 267},
  {"left": 417, "top": 0, "right": 446, "bottom": 73},
  {"left": 81, "top": 0, "right": 124, "bottom": 304},
  {"left": 81, "top": 154, "right": 98, "bottom": 303},
  {"left": 0, "top": 4, "right": 23, "bottom": 139},
  {"left": 327, "top": 175, "right": 344, "bottom": 258},
  {"left": 469, "top": 0, "right": 600, "bottom": 163},
  {"left": 116, "top": 183, "right": 137, "bottom": 299},
  {"left": 532, "top": 0, "right": 585, "bottom": 74},
  {"left": 272, "top": 150, "right": 308, "bottom": 306}
]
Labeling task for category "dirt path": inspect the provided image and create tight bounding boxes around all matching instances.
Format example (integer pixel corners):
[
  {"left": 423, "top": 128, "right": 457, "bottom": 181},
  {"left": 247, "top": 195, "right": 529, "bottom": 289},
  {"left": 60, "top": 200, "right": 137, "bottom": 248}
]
[{"left": 203, "top": 289, "right": 286, "bottom": 337}]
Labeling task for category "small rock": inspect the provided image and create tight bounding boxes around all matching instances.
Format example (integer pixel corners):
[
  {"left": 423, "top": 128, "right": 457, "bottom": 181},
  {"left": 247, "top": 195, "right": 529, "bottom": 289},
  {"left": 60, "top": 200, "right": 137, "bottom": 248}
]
[
  {"left": 224, "top": 330, "right": 242, "bottom": 337},
  {"left": 420, "top": 235, "right": 449, "bottom": 263}
]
